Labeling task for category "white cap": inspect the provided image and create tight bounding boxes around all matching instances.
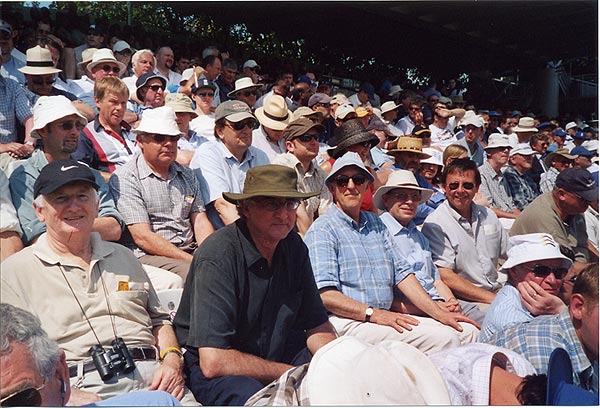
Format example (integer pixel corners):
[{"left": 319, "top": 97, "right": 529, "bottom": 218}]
[
  {"left": 334, "top": 104, "right": 356, "bottom": 120},
  {"left": 485, "top": 133, "right": 513, "bottom": 150},
  {"left": 243, "top": 59, "right": 260, "bottom": 69},
  {"left": 460, "top": 110, "right": 485, "bottom": 128},
  {"left": 565, "top": 121, "right": 578, "bottom": 131},
  {"left": 502, "top": 233, "right": 572, "bottom": 270},
  {"left": 112, "top": 40, "right": 132, "bottom": 53},
  {"left": 132, "top": 106, "right": 182, "bottom": 136},
  {"left": 509, "top": 143, "right": 537, "bottom": 157},
  {"left": 388, "top": 84, "right": 403, "bottom": 96},
  {"left": 31, "top": 96, "right": 88, "bottom": 139},
  {"left": 420, "top": 147, "right": 444, "bottom": 166}
]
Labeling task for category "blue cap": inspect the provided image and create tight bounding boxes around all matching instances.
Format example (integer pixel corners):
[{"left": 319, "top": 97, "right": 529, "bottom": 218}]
[
  {"left": 537, "top": 121, "right": 556, "bottom": 130},
  {"left": 546, "top": 348, "right": 599, "bottom": 405},
  {"left": 488, "top": 110, "right": 501, "bottom": 117},
  {"left": 296, "top": 75, "right": 314, "bottom": 86},
  {"left": 571, "top": 146, "right": 595, "bottom": 157},
  {"left": 359, "top": 82, "right": 375, "bottom": 98},
  {"left": 511, "top": 110, "right": 522, "bottom": 117},
  {"left": 573, "top": 130, "right": 587, "bottom": 140},
  {"left": 553, "top": 129, "right": 567, "bottom": 137}
]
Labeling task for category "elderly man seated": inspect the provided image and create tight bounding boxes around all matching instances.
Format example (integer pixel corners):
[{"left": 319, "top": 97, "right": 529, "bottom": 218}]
[
  {"left": 305, "top": 152, "right": 477, "bottom": 355},
  {"left": 173, "top": 165, "right": 336, "bottom": 406},
  {"left": 1, "top": 160, "right": 197, "bottom": 404},
  {"left": 479, "top": 233, "right": 572, "bottom": 342}
]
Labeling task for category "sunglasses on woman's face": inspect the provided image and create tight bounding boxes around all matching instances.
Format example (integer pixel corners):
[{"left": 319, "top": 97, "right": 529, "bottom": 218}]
[{"left": 333, "top": 173, "right": 368, "bottom": 188}]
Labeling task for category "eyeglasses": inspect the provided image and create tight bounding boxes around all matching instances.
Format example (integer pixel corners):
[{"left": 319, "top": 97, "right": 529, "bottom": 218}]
[
  {"left": 57, "top": 120, "right": 85, "bottom": 131},
  {"left": 295, "top": 133, "right": 320, "bottom": 142},
  {"left": 522, "top": 264, "right": 568, "bottom": 280},
  {"left": 251, "top": 198, "right": 300, "bottom": 212},
  {"left": 1, "top": 385, "right": 44, "bottom": 407},
  {"left": 316, "top": 103, "right": 330, "bottom": 108},
  {"left": 226, "top": 119, "right": 257, "bottom": 131},
  {"left": 409, "top": 107, "right": 422, "bottom": 112},
  {"left": 148, "top": 84, "right": 164, "bottom": 92},
  {"left": 196, "top": 92, "right": 214, "bottom": 98},
  {"left": 387, "top": 191, "right": 421, "bottom": 203},
  {"left": 241, "top": 90, "right": 258, "bottom": 97},
  {"left": 447, "top": 181, "right": 475, "bottom": 191},
  {"left": 146, "top": 134, "right": 180, "bottom": 143},
  {"left": 31, "top": 77, "right": 55, "bottom": 85},
  {"left": 100, "top": 65, "right": 120, "bottom": 74},
  {"left": 333, "top": 173, "right": 368, "bottom": 188},
  {"left": 0, "top": 31, "right": 12, "bottom": 41}
]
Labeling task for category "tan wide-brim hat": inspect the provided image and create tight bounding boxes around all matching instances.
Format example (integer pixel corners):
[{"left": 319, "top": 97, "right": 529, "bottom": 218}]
[
  {"left": 86, "top": 48, "right": 126, "bottom": 76},
  {"left": 373, "top": 169, "right": 434, "bottom": 210},
  {"left": 387, "top": 137, "right": 432, "bottom": 160},
  {"left": 227, "top": 77, "right": 263, "bottom": 98},
  {"left": 223, "top": 164, "right": 319, "bottom": 203},
  {"left": 254, "top": 94, "right": 291, "bottom": 130},
  {"left": 18, "top": 45, "right": 62, "bottom": 75},
  {"left": 544, "top": 148, "right": 576, "bottom": 168},
  {"left": 165, "top": 93, "right": 198, "bottom": 119},
  {"left": 512, "top": 116, "right": 539, "bottom": 133}
]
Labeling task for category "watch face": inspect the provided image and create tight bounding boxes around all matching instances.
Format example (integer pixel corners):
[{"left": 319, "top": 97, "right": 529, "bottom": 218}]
[{"left": 366, "top": 307, "right": 373, "bottom": 316}]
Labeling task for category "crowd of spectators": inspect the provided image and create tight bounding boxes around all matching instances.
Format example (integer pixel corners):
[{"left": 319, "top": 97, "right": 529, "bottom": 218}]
[{"left": 1, "top": 8, "right": 599, "bottom": 407}]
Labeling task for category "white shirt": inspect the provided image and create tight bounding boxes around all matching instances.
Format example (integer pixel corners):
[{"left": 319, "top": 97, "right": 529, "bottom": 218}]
[
  {"left": 155, "top": 68, "right": 182, "bottom": 89},
  {"left": 251, "top": 126, "right": 286, "bottom": 162},
  {"left": 189, "top": 114, "right": 216, "bottom": 142}
]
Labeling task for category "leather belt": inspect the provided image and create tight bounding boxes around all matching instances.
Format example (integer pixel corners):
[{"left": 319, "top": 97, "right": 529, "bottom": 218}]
[{"left": 69, "top": 346, "right": 157, "bottom": 378}]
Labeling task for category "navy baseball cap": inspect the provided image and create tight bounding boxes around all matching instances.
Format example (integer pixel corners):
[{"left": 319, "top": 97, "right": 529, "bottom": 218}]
[
  {"left": 555, "top": 168, "right": 598, "bottom": 202},
  {"left": 573, "top": 130, "right": 587, "bottom": 140},
  {"left": 34, "top": 160, "right": 99, "bottom": 198},
  {"left": 571, "top": 146, "right": 595, "bottom": 157}
]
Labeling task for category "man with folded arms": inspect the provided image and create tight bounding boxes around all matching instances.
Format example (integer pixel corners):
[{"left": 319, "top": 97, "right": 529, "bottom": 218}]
[
  {"left": 305, "top": 152, "right": 477, "bottom": 353},
  {"left": 479, "top": 233, "right": 572, "bottom": 342},
  {"left": 173, "top": 165, "right": 336, "bottom": 406},
  {"left": 109, "top": 107, "right": 214, "bottom": 281},
  {"left": 2, "top": 160, "right": 195, "bottom": 403}
]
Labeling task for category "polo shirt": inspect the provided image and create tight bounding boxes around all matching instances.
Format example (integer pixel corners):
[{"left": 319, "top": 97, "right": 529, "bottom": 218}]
[
  {"left": 173, "top": 219, "right": 329, "bottom": 362},
  {"left": 0, "top": 232, "right": 169, "bottom": 362},
  {"left": 509, "top": 192, "right": 588, "bottom": 263},
  {"left": 422, "top": 201, "right": 506, "bottom": 293},
  {"left": 305, "top": 206, "right": 413, "bottom": 310},
  {"left": 74, "top": 116, "right": 137, "bottom": 173},
  {"left": 479, "top": 283, "right": 533, "bottom": 343},
  {"left": 8, "top": 149, "right": 124, "bottom": 244},
  {"left": 109, "top": 153, "right": 205, "bottom": 257},
  {"left": 177, "top": 129, "right": 208, "bottom": 152},
  {"left": 478, "top": 161, "right": 516, "bottom": 212}
]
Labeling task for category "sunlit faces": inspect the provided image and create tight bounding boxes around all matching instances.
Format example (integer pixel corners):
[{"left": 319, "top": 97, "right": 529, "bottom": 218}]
[
  {"left": 240, "top": 197, "right": 297, "bottom": 242},
  {"left": 286, "top": 130, "right": 320, "bottom": 162},
  {"left": 382, "top": 187, "right": 421, "bottom": 226},
  {"left": 96, "top": 91, "right": 127, "bottom": 128},
  {"left": 464, "top": 125, "right": 483, "bottom": 144},
  {"left": 142, "top": 78, "right": 165, "bottom": 107},
  {"left": 574, "top": 155, "right": 592, "bottom": 170},
  {"left": 217, "top": 119, "right": 255, "bottom": 152},
  {"left": 134, "top": 52, "right": 155, "bottom": 76},
  {"left": 394, "top": 151, "right": 422, "bottom": 172},
  {"left": 444, "top": 170, "right": 478, "bottom": 217},
  {"left": 487, "top": 146, "right": 511, "bottom": 167},
  {"left": 137, "top": 132, "right": 178, "bottom": 168},
  {"left": 91, "top": 62, "right": 121, "bottom": 81},
  {"left": 328, "top": 166, "right": 370, "bottom": 213},
  {"left": 236, "top": 89, "right": 258, "bottom": 107},
  {"left": 157, "top": 47, "right": 174, "bottom": 69},
  {"left": 174, "top": 112, "right": 193, "bottom": 132},
  {"left": 38, "top": 114, "right": 83, "bottom": 155},
  {"left": 511, "top": 259, "right": 566, "bottom": 296},
  {"left": 509, "top": 153, "right": 534, "bottom": 172},
  {"left": 34, "top": 182, "right": 99, "bottom": 237},
  {"left": 419, "top": 162, "right": 440, "bottom": 182},
  {"left": 192, "top": 87, "right": 215, "bottom": 112}
]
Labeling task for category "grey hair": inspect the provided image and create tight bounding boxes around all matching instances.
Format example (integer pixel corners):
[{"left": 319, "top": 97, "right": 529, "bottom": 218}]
[
  {"left": 33, "top": 189, "right": 99, "bottom": 208},
  {"left": 132, "top": 49, "right": 155, "bottom": 68},
  {"left": 202, "top": 46, "right": 219, "bottom": 59},
  {"left": 0, "top": 304, "right": 61, "bottom": 382}
]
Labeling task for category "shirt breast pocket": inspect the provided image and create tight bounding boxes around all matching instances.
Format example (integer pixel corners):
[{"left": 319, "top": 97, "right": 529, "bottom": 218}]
[{"left": 483, "top": 224, "right": 501, "bottom": 256}]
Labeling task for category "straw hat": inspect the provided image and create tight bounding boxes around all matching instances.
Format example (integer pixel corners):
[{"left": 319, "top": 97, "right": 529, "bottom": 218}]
[
  {"left": 291, "top": 106, "right": 323, "bottom": 122},
  {"left": 165, "top": 93, "right": 198, "bottom": 119},
  {"left": 226, "top": 77, "right": 263, "bottom": 98},
  {"left": 380, "top": 101, "right": 399, "bottom": 115},
  {"left": 254, "top": 94, "right": 291, "bottom": 130},
  {"left": 18, "top": 45, "right": 61, "bottom": 75},
  {"left": 512, "top": 117, "right": 538, "bottom": 133},
  {"left": 387, "top": 137, "right": 431, "bottom": 159},
  {"left": 86, "top": 48, "right": 126, "bottom": 76},
  {"left": 373, "top": 169, "right": 434, "bottom": 210}
]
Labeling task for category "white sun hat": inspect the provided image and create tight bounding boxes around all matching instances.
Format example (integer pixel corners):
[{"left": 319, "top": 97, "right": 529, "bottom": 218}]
[
  {"left": 373, "top": 169, "right": 434, "bottom": 210},
  {"left": 31, "top": 96, "right": 87, "bottom": 139},
  {"left": 502, "top": 233, "right": 572, "bottom": 270},
  {"left": 18, "top": 45, "right": 61, "bottom": 75},
  {"left": 86, "top": 48, "right": 126, "bottom": 76},
  {"left": 254, "top": 94, "right": 291, "bottom": 130},
  {"left": 132, "top": 106, "right": 182, "bottom": 136}
]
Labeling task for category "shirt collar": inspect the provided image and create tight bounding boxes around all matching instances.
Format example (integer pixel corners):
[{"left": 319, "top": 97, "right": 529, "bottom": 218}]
[
  {"left": 32, "top": 232, "right": 114, "bottom": 267},
  {"left": 135, "top": 153, "right": 180, "bottom": 180},
  {"left": 93, "top": 116, "right": 131, "bottom": 132}
]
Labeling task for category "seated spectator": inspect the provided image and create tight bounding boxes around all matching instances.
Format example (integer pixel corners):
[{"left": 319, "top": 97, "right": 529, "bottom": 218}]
[
  {"left": 122, "top": 49, "right": 155, "bottom": 100},
  {"left": 487, "top": 263, "right": 599, "bottom": 395},
  {"left": 0, "top": 19, "right": 26, "bottom": 84},
  {"left": 109, "top": 107, "right": 214, "bottom": 280},
  {"left": 129, "top": 72, "right": 166, "bottom": 116},
  {"left": 571, "top": 145, "right": 597, "bottom": 184},
  {"left": 307, "top": 93, "right": 334, "bottom": 142},
  {"left": 375, "top": 169, "right": 480, "bottom": 332},
  {"left": 73, "top": 24, "right": 105, "bottom": 70},
  {"left": 227, "top": 77, "right": 262, "bottom": 112},
  {"left": 214, "top": 57, "right": 236, "bottom": 102},
  {"left": 19, "top": 45, "right": 76, "bottom": 102},
  {"left": 348, "top": 82, "right": 374, "bottom": 108},
  {"left": 429, "top": 102, "right": 465, "bottom": 150},
  {"left": 154, "top": 46, "right": 181, "bottom": 88},
  {"left": 367, "top": 117, "right": 395, "bottom": 170},
  {"left": 397, "top": 98, "right": 424, "bottom": 136},
  {"left": 78, "top": 48, "right": 126, "bottom": 112},
  {"left": 510, "top": 168, "right": 597, "bottom": 273},
  {"left": 508, "top": 116, "right": 538, "bottom": 147},
  {"left": 67, "top": 47, "right": 97, "bottom": 97},
  {"left": 73, "top": 77, "right": 136, "bottom": 181},
  {"left": 305, "top": 152, "right": 477, "bottom": 354},
  {"left": 454, "top": 111, "right": 485, "bottom": 166},
  {"left": 478, "top": 133, "right": 521, "bottom": 227},
  {"left": 422, "top": 158, "right": 507, "bottom": 323},
  {"left": 173, "top": 165, "right": 336, "bottom": 406},
  {"left": 112, "top": 40, "right": 133, "bottom": 77},
  {"left": 273, "top": 117, "right": 333, "bottom": 234},
  {"left": 479, "top": 233, "right": 571, "bottom": 342},
  {"left": 165, "top": 92, "right": 207, "bottom": 167},
  {"left": 188, "top": 78, "right": 216, "bottom": 141},
  {"left": 540, "top": 148, "right": 575, "bottom": 193},
  {"left": 2, "top": 160, "right": 196, "bottom": 403},
  {"left": 0, "top": 170, "right": 23, "bottom": 261},
  {"left": 252, "top": 94, "right": 291, "bottom": 161},
  {"left": 411, "top": 123, "right": 433, "bottom": 147},
  {"left": 527, "top": 132, "right": 550, "bottom": 186},
  {"left": 504, "top": 143, "right": 540, "bottom": 210},
  {"left": 0, "top": 303, "right": 182, "bottom": 407}
]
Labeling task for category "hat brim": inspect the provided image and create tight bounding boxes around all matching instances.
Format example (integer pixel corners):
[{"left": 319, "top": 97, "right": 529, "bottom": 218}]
[
  {"left": 136, "top": 75, "right": 167, "bottom": 101},
  {"left": 512, "top": 126, "right": 538, "bottom": 133},
  {"left": 223, "top": 111, "right": 255, "bottom": 123},
  {"left": 544, "top": 151, "right": 576, "bottom": 168},
  {"left": 31, "top": 111, "right": 88, "bottom": 139},
  {"left": 86, "top": 59, "right": 126, "bottom": 76},
  {"left": 484, "top": 143, "right": 513, "bottom": 150},
  {"left": 222, "top": 189, "right": 319, "bottom": 204},
  {"left": 255, "top": 107, "right": 291, "bottom": 131},
  {"left": 330, "top": 132, "right": 379, "bottom": 159},
  {"left": 387, "top": 149, "right": 432, "bottom": 160},
  {"left": 19, "top": 66, "right": 62, "bottom": 75},
  {"left": 578, "top": 187, "right": 599, "bottom": 203},
  {"left": 373, "top": 183, "right": 434, "bottom": 210},
  {"left": 227, "top": 83, "right": 263, "bottom": 98},
  {"left": 501, "top": 252, "right": 572, "bottom": 271},
  {"left": 36, "top": 177, "right": 99, "bottom": 198}
]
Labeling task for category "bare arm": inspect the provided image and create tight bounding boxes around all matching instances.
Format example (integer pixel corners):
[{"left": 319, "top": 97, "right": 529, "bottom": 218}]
[
  {"left": 92, "top": 217, "right": 122, "bottom": 242},
  {"left": 305, "top": 320, "right": 337, "bottom": 355},
  {"left": 295, "top": 201, "right": 312, "bottom": 237},
  {"left": 438, "top": 266, "right": 496, "bottom": 304},
  {"left": 198, "top": 347, "right": 293, "bottom": 384},
  {"left": 320, "top": 287, "right": 419, "bottom": 332},
  {"left": 0, "top": 231, "right": 23, "bottom": 262},
  {"left": 128, "top": 223, "right": 193, "bottom": 262},
  {"left": 175, "top": 150, "right": 195, "bottom": 167},
  {"left": 71, "top": 100, "right": 96, "bottom": 121},
  {"left": 191, "top": 211, "right": 214, "bottom": 246},
  {"left": 490, "top": 207, "right": 520, "bottom": 219},
  {"left": 151, "top": 325, "right": 185, "bottom": 400},
  {"left": 213, "top": 198, "right": 240, "bottom": 225}
]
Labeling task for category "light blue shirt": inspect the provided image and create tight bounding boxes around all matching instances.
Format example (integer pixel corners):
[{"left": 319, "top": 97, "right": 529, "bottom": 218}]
[
  {"left": 305, "top": 205, "right": 413, "bottom": 310},
  {"left": 178, "top": 129, "right": 208, "bottom": 152},
  {"left": 379, "top": 212, "right": 443, "bottom": 301},
  {"left": 479, "top": 283, "right": 533, "bottom": 342}
]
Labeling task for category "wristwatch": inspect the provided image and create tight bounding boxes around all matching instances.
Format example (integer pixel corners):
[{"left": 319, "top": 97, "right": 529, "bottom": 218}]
[{"left": 365, "top": 306, "right": 374, "bottom": 322}]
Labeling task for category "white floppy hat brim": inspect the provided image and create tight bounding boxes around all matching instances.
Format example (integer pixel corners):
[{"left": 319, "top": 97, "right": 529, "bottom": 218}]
[
  {"left": 19, "top": 66, "right": 61, "bottom": 75},
  {"left": 226, "top": 83, "right": 262, "bottom": 98},
  {"left": 512, "top": 125, "right": 538, "bottom": 133},
  {"left": 31, "top": 96, "right": 88, "bottom": 139},
  {"left": 502, "top": 250, "right": 572, "bottom": 271}
]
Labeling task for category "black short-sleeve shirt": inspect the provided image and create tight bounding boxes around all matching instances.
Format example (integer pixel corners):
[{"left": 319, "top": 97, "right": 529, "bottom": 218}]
[{"left": 173, "top": 219, "right": 328, "bottom": 363}]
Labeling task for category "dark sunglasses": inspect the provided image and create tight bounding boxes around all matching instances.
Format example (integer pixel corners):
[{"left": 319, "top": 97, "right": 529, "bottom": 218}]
[
  {"left": 241, "top": 90, "right": 258, "bottom": 97},
  {"left": 447, "top": 181, "right": 475, "bottom": 191},
  {"left": 101, "top": 64, "right": 121, "bottom": 74},
  {"left": 357, "top": 141, "right": 373, "bottom": 148},
  {"left": 148, "top": 84, "right": 164, "bottom": 92},
  {"left": 1, "top": 385, "right": 44, "bottom": 407},
  {"left": 227, "top": 119, "right": 258, "bottom": 131},
  {"left": 409, "top": 107, "right": 422, "bottom": 112},
  {"left": 58, "top": 120, "right": 85, "bottom": 131},
  {"left": 333, "top": 173, "right": 368, "bottom": 188},
  {"left": 251, "top": 198, "right": 300, "bottom": 212},
  {"left": 316, "top": 103, "right": 330, "bottom": 108},
  {"left": 387, "top": 191, "right": 421, "bottom": 203},
  {"left": 31, "top": 77, "right": 55, "bottom": 85},
  {"left": 147, "top": 134, "right": 180, "bottom": 143},
  {"left": 196, "top": 92, "right": 214, "bottom": 97},
  {"left": 523, "top": 264, "right": 568, "bottom": 280},
  {"left": 295, "top": 133, "right": 320, "bottom": 142}
]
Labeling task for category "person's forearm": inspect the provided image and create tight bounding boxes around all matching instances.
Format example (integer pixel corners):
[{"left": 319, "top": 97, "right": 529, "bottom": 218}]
[
  {"left": 214, "top": 198, "right": 240, "bottom": 225},
  {"left": 320, "top": 288, "right": 371, "bottom": 321},
  {"left": 306, "top": 321, "right": 337, "bottom": 355},
  {"left": 93, "top": 217, "right": 122, "bottom": 241},
  {"left": 397, "top": 274, "right": 445, "bottom": 320},
  {"left": 199, "top": 347, "right": 292, "bottom": 384},
  {"left": 153, "top": 325, "right": 183, "bottom": 370},
  {"left": 433, "top": 279, "right": 455, "bottom": 301},
  {"left": 130, "top": 226, "right": 193, "bottom": 262},
  {"left": 491, "top": 207, "right": 519, "bottom": 219},
  {"left": 192, "top": 211, "right": 214, "bottom": 245},
  {"left": 438, "top": 266, "right": 496, "bottom": 303},
  {"left": 0, "top": 232, "right": 23, "bottom": 262}
]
